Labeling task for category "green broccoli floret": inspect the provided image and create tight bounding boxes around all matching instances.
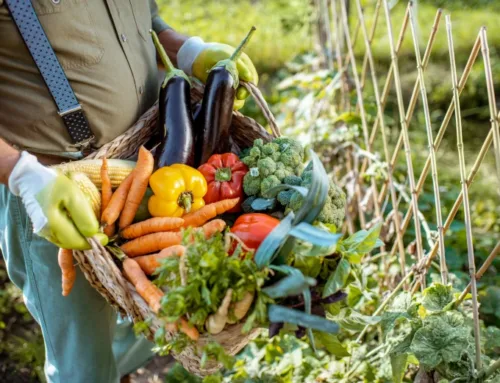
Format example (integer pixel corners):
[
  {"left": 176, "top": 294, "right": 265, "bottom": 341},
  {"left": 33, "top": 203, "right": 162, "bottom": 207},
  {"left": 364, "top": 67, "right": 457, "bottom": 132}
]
[
  {"left": 277, "top": 189, "right": 294, "bottom": 206},
  {"left": 243, "top": 173, "right": 261, "bottom": 196},
  {"left": 257, "top": 157, "right": 277, "bottom": 177},
  {"left": 261, "top": 175, "right": 281, "bottom": 196},
  {"left": 285, "top": 168, "right": 346, "bottom": 227},
  {"left": 273, "top": 137, "right": 305, "bottom": 168},
  {"left": 253, "top": 138, "right": 264, "bottom": 149},
  {"left": 274, "top": 162, "right": 291, "bottom": 180},
  {"left": 283, "top": 175, "right": 302, "bottom": 186},
  {"left": 280, "top": 151, "right": 303, "bottom": 168}
]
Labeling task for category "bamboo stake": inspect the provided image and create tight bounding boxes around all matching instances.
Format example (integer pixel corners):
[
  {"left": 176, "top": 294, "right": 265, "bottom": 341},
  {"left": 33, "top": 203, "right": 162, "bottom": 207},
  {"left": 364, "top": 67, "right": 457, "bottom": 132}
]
[
  {"left": 408, "top": 4, "right": 448, "bottom": 284},
  {"left": 445, "top": 14, "right": 481, "bottom": 369},
  {"left": 354, "top": 0, "right": 407, "bottom": 284},
  {"left": 375, "top": 8, "right": 442, "bottom": 201},
  {"left": 382, "top": 0, "right": 425, "bottom": 288},
  {"left": 457, "top": 241, "right": 500, "bottom": 303},
  {"left": 360, "top": 0, "right": 382, "bottom": 90},
  {"left": 388, "top": 32, "right": 482, "bottom": 262},
  {"left": 340, "top": 0, "right": 384, "bottom": 231},
  {"left": 331, "top": 0, "right": 346, "bottom": 110},
  {"left": 479, "top": 27, "right": 500, "bottom": 194}
]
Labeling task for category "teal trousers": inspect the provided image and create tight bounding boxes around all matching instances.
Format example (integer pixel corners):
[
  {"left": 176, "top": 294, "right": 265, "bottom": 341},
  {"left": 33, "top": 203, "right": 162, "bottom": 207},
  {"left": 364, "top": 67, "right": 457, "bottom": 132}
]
[{"left": 0, "top": 185, "right": 155, "bottom": 383}]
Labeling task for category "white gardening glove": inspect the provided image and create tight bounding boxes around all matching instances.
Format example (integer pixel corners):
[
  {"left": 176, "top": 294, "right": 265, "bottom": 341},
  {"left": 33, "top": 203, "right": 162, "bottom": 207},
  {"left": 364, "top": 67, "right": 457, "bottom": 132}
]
[{"left": 9, "top": 152, "right": 106, "bottom": 250}]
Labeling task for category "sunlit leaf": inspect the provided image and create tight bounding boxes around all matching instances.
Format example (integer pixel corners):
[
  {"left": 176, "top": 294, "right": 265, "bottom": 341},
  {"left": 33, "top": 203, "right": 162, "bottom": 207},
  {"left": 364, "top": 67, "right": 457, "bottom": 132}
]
[{"left": 322, "top": 257, "right": 351, "bottom": 298}]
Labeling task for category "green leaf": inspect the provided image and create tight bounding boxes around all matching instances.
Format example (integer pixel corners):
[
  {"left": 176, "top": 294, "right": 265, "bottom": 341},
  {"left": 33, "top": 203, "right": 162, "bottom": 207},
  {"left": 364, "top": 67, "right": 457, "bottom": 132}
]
[
  {"left": 322, "top": 257, "right": 351, "bottom": 298},
  {"left": 251, "top": 198, "right": 277, "bottom": 211},
  {"left": 268, "top": 305, "right": 339, "bottom": 334},
  {"left": 338, "top": 310, "right": 381, "bottom": 332},
  {"left": 289, "top": 222, "right": 342, "bottom": 248},
  {"left": 293, "top": 254, "right": 322, "bottom": 278},
  {"left": 264, "top": 184, "right": 309, "bottom": 198},
  {"left": 339, "top": 223, "right": 383, "bottom": 263},
  {"left": 390, "top": 353, "right": 409, "bottom": 383},
  {"left": 293, "top": 150, "right": 329, "bottom": 225},
  {"left": 313, "top": 331, "right": 350, "bottom": 357},
  {"left": 255, "top": 212, "right": 294, "bottom": 268},
  {"left": 262, "top": 269, "right": 316, "bottom": 299},
  {"left": 421, "top": 283, "right": 454, "bottom": 312},
  {"left": 410, "top": 312, "right": 471, "bottom": 369}
]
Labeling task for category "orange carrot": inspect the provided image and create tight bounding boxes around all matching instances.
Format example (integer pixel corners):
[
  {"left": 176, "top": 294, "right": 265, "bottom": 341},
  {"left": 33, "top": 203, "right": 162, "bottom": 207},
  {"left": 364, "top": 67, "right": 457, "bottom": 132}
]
[
  {"left": 121, "top": 232, "right": 183, "bottom": 257},
  {"left": 121, "top": 217, "right": 184, "bottom": 240},
  {"left": 135, "top": 245, "right": 185, "bottom": 275},
  {"left": 121, "top": 219, "right": 226, "bottom": 257},
  {"left": 101, "top": 172, "right": 134, "bottom": 226},
  {"left": 119, "top": 147, "right": 154, "bottom": 230},
  {"left": 182, "top": 198, "right": 239, "bottom": 227},
  {"left": 100, "top": 158, "right": 116, "bottom": 237},
  {"left": 58, "top": 248, "right": 76, "bottom": 297},
  {"left": 122, "top": 258, "right": 199, "bottom": 340},
  {"left": 123, "top": 258, "right": 163, "bottom": 313}
]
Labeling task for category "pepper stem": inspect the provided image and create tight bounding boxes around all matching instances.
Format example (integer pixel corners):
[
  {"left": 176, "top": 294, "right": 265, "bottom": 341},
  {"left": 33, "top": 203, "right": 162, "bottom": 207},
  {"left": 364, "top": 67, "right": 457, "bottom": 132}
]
[
  {"left": 150, "top": 29, "right": 175, "bottom": 74},
  {"left": 215, "top": 167, "right": 232, "bottom": 182},
  {"left": 230, "top": 26, "right": 256, "bottom": 62},
  {"left": 178, "top": 191, "right": 193, "bottom": 213}
]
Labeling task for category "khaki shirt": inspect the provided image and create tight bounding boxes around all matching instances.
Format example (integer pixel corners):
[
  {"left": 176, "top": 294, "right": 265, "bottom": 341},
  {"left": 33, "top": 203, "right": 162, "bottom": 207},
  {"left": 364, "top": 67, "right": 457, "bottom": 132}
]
[{"left": 0, "top": 0, "right": 170, "bottom": 157}]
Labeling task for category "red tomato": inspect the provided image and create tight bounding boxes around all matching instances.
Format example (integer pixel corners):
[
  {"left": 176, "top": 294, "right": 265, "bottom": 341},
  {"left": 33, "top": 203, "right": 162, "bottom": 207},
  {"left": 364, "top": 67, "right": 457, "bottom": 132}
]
[{"left": 231, "top": 213, "right": 280, "bottom": 251}]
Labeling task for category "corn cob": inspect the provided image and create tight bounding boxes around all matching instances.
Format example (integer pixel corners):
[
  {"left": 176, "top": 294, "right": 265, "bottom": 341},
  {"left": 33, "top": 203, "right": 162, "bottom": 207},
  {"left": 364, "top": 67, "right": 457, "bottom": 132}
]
[
  {"left": 67, "top": 172, "right": 101, "bottom": 219},
  {"left": 52, "top": 159, "right": 135, "bottom": 189}
]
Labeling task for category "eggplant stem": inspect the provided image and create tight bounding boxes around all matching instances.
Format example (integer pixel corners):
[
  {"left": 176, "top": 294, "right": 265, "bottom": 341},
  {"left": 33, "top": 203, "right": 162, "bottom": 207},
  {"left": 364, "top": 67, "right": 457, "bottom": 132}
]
[
  {"left": 230, "top": 26, "right": 256, "bottom": 62},
  {"left": 150, "top": 30, "right": 175, "bottom": 73}
]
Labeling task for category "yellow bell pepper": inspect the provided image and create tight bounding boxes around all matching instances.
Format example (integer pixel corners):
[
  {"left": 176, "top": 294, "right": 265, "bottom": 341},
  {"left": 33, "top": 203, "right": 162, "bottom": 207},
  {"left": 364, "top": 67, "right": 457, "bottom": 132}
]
[{"left": 148, "top": 164, "right": 207, "bottom": 218}]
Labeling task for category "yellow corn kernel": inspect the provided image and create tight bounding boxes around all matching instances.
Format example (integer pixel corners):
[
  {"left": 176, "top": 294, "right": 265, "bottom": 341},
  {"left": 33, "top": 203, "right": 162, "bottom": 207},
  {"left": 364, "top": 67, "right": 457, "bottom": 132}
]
[
  {"left": 53, "top": 159, "right": 135, "bottom": 189},
  {"left": 66, "top": 172, "right": 102, "bottom": 219}
]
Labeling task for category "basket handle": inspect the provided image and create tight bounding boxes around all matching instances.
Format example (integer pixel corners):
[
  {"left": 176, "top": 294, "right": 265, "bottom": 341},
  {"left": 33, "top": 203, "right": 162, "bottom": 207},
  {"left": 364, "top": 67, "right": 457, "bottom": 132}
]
[{"left": 241, "top": 81, "right": 281, "bottom": 138}]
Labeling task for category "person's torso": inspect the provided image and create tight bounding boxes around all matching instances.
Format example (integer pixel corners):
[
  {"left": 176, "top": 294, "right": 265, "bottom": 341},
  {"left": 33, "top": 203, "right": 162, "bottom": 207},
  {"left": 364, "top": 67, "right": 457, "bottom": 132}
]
[{"left": 0, "top": 0, "right": 160, "bottom": 156}]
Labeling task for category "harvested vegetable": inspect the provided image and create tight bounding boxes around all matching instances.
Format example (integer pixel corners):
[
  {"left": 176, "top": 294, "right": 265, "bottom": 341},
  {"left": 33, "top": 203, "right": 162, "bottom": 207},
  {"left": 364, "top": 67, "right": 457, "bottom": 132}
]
[
  {"left": 119, "top": 147, "right": 154, "bottom": 229},
  {"left": 121, "top": 217, "right": 184, "bottom": 239},
  {"left": 123, "top": 257, "right": 163, "bottom": 313},
  {"left": 58, "top": 248, "right": 76, "bottom": 297},
  {"left": 206, "top": 289, "right": 233, "bottom": 334},
  {"left": 227, "top": 291, "right": 255, "bottom": 324},
  {"left": 100, "top": 158, "right": 115, "bottom": 237},
  {"left": 101, "top": 172, "right": 134, "bottom": 226},
  {"left": 52, "top": 159, "right": 135, "bottom": 189},
  {"left": 240, "top": 137, "right": 305, "bottom": 197},
  {"left": 151, "top": 30, "right": 195, "bottom": 168},
  {"left": 198, "top": 153, "right": 248, "bottom": 212},
  {"left": 148, "top": 164, "right": 207, "bottom": 218},
  {"left": 135, "top": 245, "right": 185, "bottom": 275},
  {"left": 120, "top": 219, "right": 226, "bottom": 257},
  {"left": 278, "top": 162, "right": 346, "bottom": 228},
  {"left": 194, "top": 27, "right": 256, "bottom": 165},
  {"left": 230, "top": 213, "right": 280, "bottom": 250},
  {"left": 182, "top": 198, "right": 240, "bottom": 228}
]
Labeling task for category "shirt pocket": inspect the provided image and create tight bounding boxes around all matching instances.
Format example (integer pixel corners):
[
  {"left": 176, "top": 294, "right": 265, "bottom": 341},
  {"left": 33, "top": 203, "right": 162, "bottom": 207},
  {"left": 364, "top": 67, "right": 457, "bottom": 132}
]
[
  {"left": 31, "top": 0, "right": 104, "bottom": 69},
  {"left": 130, "top": 0, "right": 152, "bottom": 42}
]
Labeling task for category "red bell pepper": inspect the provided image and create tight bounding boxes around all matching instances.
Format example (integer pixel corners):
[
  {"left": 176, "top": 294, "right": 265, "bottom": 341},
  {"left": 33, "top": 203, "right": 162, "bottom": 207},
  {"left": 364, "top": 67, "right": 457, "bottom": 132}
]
[
  {"left": 198, "top": 153, "right": 248, "bottom": 213},
  {"left": 231, "top": 213, "right": 280, "bottom": 251}
]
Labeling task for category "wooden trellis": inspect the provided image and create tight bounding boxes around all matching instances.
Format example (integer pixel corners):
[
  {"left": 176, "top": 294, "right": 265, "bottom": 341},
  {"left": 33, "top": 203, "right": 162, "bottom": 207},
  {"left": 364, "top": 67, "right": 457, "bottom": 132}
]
[{"left": 319, "top": 0, "right": 500, "bottom": 369}]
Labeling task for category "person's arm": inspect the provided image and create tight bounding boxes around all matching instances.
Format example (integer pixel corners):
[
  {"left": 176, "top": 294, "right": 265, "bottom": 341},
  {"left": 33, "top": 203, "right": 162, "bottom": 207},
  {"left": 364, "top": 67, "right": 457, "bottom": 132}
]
[{"left": 0, "top": 139, "right": 20, "bottom": 185}]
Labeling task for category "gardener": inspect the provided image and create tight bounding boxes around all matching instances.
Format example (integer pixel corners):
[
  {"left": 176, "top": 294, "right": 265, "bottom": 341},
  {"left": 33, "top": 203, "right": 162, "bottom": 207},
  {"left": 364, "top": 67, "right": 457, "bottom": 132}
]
[{"left": 0, "top": 1, "right": 257, "bottom": 382}]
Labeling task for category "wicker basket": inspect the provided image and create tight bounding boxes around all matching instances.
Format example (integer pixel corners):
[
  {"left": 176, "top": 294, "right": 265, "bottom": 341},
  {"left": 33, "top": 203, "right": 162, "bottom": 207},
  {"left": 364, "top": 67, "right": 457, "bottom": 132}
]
[{"left": 72, "top": 81, "right": 279, "bottom": 376}]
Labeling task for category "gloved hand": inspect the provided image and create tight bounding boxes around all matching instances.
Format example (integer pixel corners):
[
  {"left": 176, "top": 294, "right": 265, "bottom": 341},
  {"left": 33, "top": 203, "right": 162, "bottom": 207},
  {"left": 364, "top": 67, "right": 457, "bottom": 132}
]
[
  {"left": 177, "top": 37, "right": 258, "bottom": 110},
  {"left": 9, "top": 152, "right": 107, "bottom": 250}
]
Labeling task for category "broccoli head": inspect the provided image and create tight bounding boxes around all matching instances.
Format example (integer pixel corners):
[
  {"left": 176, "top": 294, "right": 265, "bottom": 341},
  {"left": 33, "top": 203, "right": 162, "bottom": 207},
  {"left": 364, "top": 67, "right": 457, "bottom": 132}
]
[
  {"left": 282, "top": 168, "right": 346, "bottom": 227},
  {"left": 241, "top": 137, "right": 306, "bottom": 199},
  {"left": 261, "top": 175, "right": 281, "bottom": 196},
  {"left": 277, "top": 189, "right": 294, "bottom": 206},
  {"left": 242, "top": 173, "right": 261, "bottom": 196}
]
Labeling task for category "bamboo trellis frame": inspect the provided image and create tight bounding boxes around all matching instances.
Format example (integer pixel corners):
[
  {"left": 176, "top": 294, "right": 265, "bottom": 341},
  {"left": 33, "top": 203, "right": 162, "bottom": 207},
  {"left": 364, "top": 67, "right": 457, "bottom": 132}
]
[{"left": 322, "top": 0, "right": 500, "bottom": 371}]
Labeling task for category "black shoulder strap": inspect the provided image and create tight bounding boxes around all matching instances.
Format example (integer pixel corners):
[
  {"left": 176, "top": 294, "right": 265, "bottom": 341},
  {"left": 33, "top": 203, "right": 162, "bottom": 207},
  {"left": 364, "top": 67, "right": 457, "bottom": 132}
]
[{"left": 5, "top": 0, "right": 94, "bottom": 147}]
